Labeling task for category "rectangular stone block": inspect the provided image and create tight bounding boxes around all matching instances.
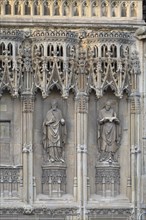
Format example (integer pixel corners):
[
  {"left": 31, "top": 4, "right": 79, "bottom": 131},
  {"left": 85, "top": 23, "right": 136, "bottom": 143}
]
[
  {"left": 0, "top": 143, "right": 10, "bottom": 163},
  {"left": 0, "top": 122, "right": 10, "bottom": 138}
]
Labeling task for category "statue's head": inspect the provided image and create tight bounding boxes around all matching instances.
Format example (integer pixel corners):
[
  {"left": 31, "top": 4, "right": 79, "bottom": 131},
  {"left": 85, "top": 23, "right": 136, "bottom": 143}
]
[
  {"left": 51, "top": 100, "right": 57, "bottom": 110},
  {"left": 105, "top": 101, "right": 111, "bottom": 111}
]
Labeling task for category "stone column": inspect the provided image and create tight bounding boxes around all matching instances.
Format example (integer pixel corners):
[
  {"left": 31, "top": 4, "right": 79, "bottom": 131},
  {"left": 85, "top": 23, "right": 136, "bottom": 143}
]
[
  {"left": 130, "top": 91, "right": 141, "bottom": 219},
  {"left": 21, "top": 94, "right": 34, "bottom": 205},
  {"left": 75, "top": 92, "right": 88, "bottom": 220}
]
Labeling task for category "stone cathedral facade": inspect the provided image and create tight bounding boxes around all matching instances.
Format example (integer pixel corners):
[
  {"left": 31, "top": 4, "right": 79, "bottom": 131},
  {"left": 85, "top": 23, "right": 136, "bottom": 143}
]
[{"left": 0, "top": 0, "right": 146, "bottom": 220}]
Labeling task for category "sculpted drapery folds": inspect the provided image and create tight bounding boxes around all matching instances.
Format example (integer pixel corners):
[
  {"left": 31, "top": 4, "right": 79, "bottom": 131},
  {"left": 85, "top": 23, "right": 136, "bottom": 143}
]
[
  {"left": 98, "top": 101, "right": 121, "bottom": 162},
  {"left": 43, "top": 100, "right": 66, "bottom": 163}
]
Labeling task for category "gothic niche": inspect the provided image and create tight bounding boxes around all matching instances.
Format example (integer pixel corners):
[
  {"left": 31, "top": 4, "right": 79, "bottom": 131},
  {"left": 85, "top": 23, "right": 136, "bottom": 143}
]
[
  {"left": 42, "top": 100, "right": 67, "bottom": 197},
  {"left": 96, "top": 100, "right": 121, "bottom": 197}
]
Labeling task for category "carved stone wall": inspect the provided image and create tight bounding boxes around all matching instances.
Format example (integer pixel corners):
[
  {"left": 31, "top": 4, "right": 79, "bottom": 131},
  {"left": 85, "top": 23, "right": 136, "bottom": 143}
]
[
  {"left": 0, "top": 0, "right": 142, "bottom": 19},
  {"left": 0, "top": 4, "right": 146, "bottom": 219}
]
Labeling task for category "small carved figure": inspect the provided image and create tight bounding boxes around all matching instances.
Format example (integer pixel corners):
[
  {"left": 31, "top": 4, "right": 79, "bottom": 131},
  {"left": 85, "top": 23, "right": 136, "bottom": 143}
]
[
  {"left": 44, "top": 1, "right": 50, "bottom": 16},
  {"left": 14, "top": 1, "right": 21, "bottom": 15},
  {"left": 43, "top": 100, "right": 66, "bottom": 163},
  {"left": 73, "top": 2, "right": 79, "bottom": 16},
  {"left": 92, "top": 1, "right": 97, "bottom": 16},
  {"left": 121, "top": 2, "right": 127, "bottom": 17},
  {"left": 98, "top": 101, "right": 121, "bottom": 162},
  {"left": 130, "top": 3, "right": 136, "bottom": 17},
  {"left": 82, "top": 1, "right": 87, "bottom": 16},
  {"left": 111, "top": 2, "right": 116, "bottom": 17},
  {"left": 63, "top": 1, "right": 69, "bottom": 16},
  {"left": 101, "top": 2, "right": 107, "bottom": 16},
  {"left": 54, "top": 1, "right": 60, "bottom": 16}
]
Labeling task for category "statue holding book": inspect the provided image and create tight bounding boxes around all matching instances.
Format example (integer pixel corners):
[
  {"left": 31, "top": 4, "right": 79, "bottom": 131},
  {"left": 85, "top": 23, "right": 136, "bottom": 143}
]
[{"left": 98, "top": 101, "right": 121, "bottom": 162}]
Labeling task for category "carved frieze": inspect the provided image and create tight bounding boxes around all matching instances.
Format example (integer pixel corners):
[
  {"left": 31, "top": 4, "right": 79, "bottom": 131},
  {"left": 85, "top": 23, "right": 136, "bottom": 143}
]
[
  {"left": 0, "top": 29, "right": 141, "bottom": 99},
  {"left": 0, "top": 166, "right": 22, "bottom": 198},
  {"left": 0, "top": 206, "right": 78, "bottom": 216},
  {"left": 88, "top": 208, "right": 132, "bottom": 217},
  {"left": 42, "top": 164, "right": 67, "bottom": 197},
  {"left": 95, "top": 162, "right": 120, "bottom": 197}
]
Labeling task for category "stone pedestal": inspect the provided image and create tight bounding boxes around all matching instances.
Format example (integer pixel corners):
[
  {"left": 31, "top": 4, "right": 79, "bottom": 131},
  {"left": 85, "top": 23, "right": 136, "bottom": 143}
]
[
  {"left": 42, "top": 163, "right": 66, "bottom": 197},
  {"left": 95, "top": 162, "right": 120, "bottom": 197}
]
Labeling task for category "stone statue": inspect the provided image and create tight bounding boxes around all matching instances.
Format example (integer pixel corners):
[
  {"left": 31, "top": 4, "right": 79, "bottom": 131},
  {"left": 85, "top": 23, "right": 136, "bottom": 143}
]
[
  {"left": 43, "top": 100, "right": 66, "bottom": 163},
  {"left": 121, "top": 3, "right": 127, "bottom": 17},
  {"left": 73, "top": 2, "right": 79, "bottom": 16},
  {"left": 98, "top": 101, "right": 121, "bottom": 162},
  {"left": 63, "top": 1, "right": 69, "bottom": 16},
  {"left": 54, "top": 2, "right": 60, "bottom": 15},
  {"left": 101, "top": 2, "right": 107, "bottom": 17}
]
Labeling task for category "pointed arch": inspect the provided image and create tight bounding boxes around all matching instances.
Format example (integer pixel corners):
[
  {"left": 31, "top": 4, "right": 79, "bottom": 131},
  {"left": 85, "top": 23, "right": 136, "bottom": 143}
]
[
  {"left": 66, "top": 44, "right": 71, "bottom": 57},
  {"left": 39, "top": 44, "right": 44, "bottom": 56},
  {"left": 101, "top": 44, "right": 108, "bottom": 57},
  {"left": 110, "top": 44, "right": 117, "bottom": 57},
  {"left": 93, "top": 45, "right": 98, "bottom": 58},
  {"left": 47, "top": 44, "right": 54, "bottom": 56},
  {"left": 56, "top": 45, "right": 63, "bottom": 57},
  {"left": 8, "top": 43, "right": 13, "bottom": 55},
  {"left": 0, "top": 43, "right": 5, "bottom": 55}
]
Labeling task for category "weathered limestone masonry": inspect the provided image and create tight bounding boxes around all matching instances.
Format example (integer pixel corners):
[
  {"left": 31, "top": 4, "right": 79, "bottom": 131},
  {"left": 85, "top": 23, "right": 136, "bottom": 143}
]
[{"left": 0, "top": 0, "right": 146, "bottom": 220}]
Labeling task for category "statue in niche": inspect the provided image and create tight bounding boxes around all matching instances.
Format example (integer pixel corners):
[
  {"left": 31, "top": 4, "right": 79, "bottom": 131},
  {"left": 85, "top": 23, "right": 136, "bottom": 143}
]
[
  {"left": 130, "top": 3, "right": 136, "bottom": 17},
  {"left": 121, "top": 2, "right": 127, "bottom": 17},
  {"left": 101, "top": 2, "right": 107, "bottom": 16},
  {"left": 54, "top": 1, "right": 60, "bottom": 15},
  {"left": 73, "top": 2, "right": 79, "bottom": 16},
  {"left": 14, "top": 1, "right": 21, "bottom": 15},
  {"left": 98, "top": 101, "right": 121, "bottom": 162},
  {"left": 63, "top": 1, "right": 69, "bottom": 16},
  {"left": 43, "top": 100, "right": 66, "bottom": 163},
  {"left": 92, "top": 1, "right": 97, "bottom": 16},
  {"left": 44, "top": 1, "right": 50, "bottom": 16},
  {"left": 82, "top": 1, "right": 88, "bottom": 16},
  {"left": 111, "top": 2, "right": 116, "bottom": 17}
]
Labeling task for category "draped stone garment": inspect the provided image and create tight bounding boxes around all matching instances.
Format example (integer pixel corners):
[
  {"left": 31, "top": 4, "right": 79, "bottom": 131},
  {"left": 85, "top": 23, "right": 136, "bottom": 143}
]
[
  {"left": 43, "top": 108, "right": 66, "bottom": 162},
  {"left": 99, "top": 107, "right": 120, "bottom": 153}
]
